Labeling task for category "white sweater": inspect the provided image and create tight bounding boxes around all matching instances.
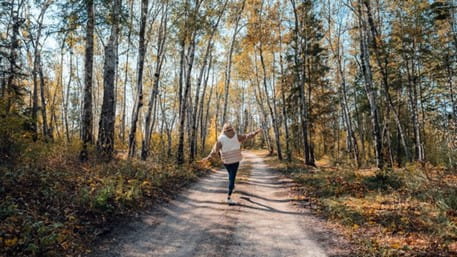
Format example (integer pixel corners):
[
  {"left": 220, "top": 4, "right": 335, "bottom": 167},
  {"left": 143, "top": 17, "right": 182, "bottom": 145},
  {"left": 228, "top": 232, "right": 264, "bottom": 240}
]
[{"left": 218, "top": 134, "right": 242, "bottom": 164}]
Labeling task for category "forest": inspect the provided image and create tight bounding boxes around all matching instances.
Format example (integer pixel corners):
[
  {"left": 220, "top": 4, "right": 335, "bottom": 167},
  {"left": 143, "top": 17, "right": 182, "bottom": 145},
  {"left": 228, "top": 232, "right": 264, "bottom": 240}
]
[{"left": 1, "top": 0, "right": 457, "bottom": 256}]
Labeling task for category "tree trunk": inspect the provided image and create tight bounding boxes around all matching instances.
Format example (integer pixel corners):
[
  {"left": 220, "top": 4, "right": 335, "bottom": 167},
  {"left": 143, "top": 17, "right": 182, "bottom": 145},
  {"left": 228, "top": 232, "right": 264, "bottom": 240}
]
[
  {"left": 325, "top": 3, "right": 360, "bottom": 167},
  {"left": 190, "top": 0, "right": 227, "bottom": 161},
  {"left": 222, "top": 0, "right": 246, "bottom": 125},
  {"left": 32, "top": 53, "right": 39, "bottom": 141},
  {"left": 128, "top": 0, "right": 149, "bottom": 158},
  {"left": 446, "top": 53, "right": 457, "bottom": 121},
  {"left": 279, "top": 73, "right": 291, "bottom": 161},
  {"left": 407, "top": 60, "right": 424, "bottom": 162},
  {"left": 363, "top": 0, "right": 410, "bottom": 163},
  {"left": 277, "top": 15, "right": 291, "bottom": 161},
  {"left": 142, "top": 3, "right": 169, "bottom": 160},
  {"left": 64, "top": 52, "right": 72, "bottom": 143},
  {"left": 258, "top": 45, "right": 282, "bottom": 160},
  {"left": 48, "top": 69, "right": 60, "bottom": 139},
  {"left": 306, "top": 55, "right": 315, "bottom": 165},
  {"left": 158, "top": 94, "right": 172, "bottom": 159},
  {"left": 5, "top": 4, "right": 24, "bottom": 113},
  {"left": 121, "top": 0, "right": 135, "bottom": 143},
  {"left": 290, "top": 0, "right": 313, "bottom": 166},
  {"left": 178, "top": 0, "right": 204, "bottom": 164},
  {"left": 357, "top": 0, "right": 384, "bottom": 169},
  {"left": 97, "top": 0, "right": 121, "bottom": 160},
  {"left": 354, "top": 91, "right": 366, "bottom": 164},
  {"left": 400, "top": 10, "right": 424, "bottom": 163},
  {"left": 177, "top": 34, "right": 197, "bottom": 164},
  {"left": 31, "top": 2, "right": 50, "bottom": 141},
  {"left": 339, "top": 48, "right": 359, "bottom": 167},
  {"left": 176, "top": 35, "right": 187, "bottom": 164},
  {"left": 80, "top": 0, "right": 95, "bottom": 161},
  {"left": 253, "top": 51, "right": 273, "bottom": 155},
  {"left": 38, "top": 54, "right": 49, "bottom": 141},
  {"left": 341, "top": 78, "right": 360, "bottom": 167},
  {"left": 201, "top": 66, "right": 214, "bottom": 153}
]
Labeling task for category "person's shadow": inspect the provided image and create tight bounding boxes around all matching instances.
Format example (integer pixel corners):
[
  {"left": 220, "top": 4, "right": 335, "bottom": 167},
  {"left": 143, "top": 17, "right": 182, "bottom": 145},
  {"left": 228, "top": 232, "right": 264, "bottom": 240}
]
[{"left": 237, "top": 195, "right": 301, "bottom": 215}]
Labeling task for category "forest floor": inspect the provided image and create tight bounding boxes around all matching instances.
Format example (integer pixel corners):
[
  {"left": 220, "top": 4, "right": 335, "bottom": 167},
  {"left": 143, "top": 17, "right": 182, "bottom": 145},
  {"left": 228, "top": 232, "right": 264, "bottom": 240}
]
[
  {"left": 87, "top": 151, "right": 353, "bottom": 257},
  {"left": 266, "top": 153, "right": 457, "bottom": 257},
  {"left": 0, "top": 142, "right": 212, "bottom": 257}
]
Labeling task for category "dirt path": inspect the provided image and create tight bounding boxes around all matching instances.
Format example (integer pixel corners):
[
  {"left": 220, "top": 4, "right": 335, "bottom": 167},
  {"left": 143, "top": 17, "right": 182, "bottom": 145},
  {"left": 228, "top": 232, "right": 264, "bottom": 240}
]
[{"left": 88, "top": 151, "right": 350, "bottom": 257}]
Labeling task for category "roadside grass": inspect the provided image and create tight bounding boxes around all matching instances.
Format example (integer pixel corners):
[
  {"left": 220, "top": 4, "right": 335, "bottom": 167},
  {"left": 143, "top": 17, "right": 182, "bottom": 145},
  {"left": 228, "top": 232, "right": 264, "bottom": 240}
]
[
  {"left": 265, "top": 155, "right": 457, "bottom": 257},
  {"left": 0, "top": 141, "right": 212, "bottom": 257}
]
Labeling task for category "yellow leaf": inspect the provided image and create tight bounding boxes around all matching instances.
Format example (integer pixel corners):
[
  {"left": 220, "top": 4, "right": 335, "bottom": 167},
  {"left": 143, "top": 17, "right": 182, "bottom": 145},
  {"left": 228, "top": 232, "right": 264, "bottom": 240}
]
[
  {"left": 5, "top": 237, "right": 18, "bottom": 247},
  {"left": 391, "top": 243, "right": 402, "bottom": 249}
]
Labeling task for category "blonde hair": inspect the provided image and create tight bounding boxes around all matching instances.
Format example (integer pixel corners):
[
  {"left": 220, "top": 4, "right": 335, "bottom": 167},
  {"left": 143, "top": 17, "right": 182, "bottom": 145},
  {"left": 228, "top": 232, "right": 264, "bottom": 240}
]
[{"left": 221, "top": 123, "right": 235, "bottom": 134}]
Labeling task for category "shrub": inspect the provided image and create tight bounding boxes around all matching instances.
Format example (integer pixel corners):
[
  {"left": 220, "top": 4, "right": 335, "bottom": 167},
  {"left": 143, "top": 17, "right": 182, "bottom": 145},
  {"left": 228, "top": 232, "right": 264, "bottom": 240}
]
[
  {"left": 0, "top": 113, "right": 32, "bottom": 164},
  {"left": 363, "top": 169, "right": 404, "bottom": 191}
]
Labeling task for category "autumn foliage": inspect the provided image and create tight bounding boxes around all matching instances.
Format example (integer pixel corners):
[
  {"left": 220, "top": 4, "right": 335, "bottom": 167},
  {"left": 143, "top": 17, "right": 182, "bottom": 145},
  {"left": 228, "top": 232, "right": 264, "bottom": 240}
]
[
  {"left": 1, "top": 0, "right": 457, "bottom": 256},
  {"left": 268, "top": 156, "right": 457, "bottom": 257},
  {"left": 0, "top": 142, "right": 211, "bottom": 256}
]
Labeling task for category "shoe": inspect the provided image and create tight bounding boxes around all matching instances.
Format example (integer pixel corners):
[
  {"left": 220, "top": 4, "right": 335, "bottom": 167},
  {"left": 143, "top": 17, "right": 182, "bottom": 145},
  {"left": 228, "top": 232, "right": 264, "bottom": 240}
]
[{"left": 227, "top": 198, "right": 236, "bottom": 205}]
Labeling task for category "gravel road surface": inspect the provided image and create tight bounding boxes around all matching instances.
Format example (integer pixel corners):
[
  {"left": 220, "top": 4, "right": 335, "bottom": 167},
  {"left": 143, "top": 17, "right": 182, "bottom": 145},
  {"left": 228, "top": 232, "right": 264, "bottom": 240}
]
[{"left": 88, "top": 151, "right": 350, "bottom": 257}]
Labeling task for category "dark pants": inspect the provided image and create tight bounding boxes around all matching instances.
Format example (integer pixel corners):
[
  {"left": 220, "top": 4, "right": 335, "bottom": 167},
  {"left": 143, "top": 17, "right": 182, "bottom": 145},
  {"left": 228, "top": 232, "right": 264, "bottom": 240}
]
[{"left": 224, "top": 162, "right": 239, "bottom": 197}]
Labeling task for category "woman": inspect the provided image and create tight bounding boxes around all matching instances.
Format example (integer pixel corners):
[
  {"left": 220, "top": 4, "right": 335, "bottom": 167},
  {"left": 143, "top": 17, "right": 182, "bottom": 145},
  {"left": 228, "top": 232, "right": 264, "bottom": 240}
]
[{"left": 203, "top": 123, "right": 262, "bottom": 205}]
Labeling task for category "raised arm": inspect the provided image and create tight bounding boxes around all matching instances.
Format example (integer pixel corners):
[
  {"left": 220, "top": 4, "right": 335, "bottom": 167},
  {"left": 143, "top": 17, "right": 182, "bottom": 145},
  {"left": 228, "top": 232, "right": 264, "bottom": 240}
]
[{"left": 238, "top": 128, "right": 262, "bottom": 143}]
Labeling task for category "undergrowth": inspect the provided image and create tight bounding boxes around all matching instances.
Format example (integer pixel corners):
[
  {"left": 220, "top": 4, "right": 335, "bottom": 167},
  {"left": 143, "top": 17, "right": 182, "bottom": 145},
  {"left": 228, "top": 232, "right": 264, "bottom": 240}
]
[
  {"left": 0, "top": 141, "right": 211, "bottom": 257},
  {"left": 267, "top": 157, "right": 457, "bottom": 257}
]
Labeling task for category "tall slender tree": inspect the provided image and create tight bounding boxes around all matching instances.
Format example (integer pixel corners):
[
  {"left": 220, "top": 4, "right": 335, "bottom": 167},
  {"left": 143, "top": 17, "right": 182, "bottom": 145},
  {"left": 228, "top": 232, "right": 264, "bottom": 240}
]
[
  {"left": 128, "top": 0, "right": 150, "bottom": 158},
  {"left": 80, "top": 0, "right": 95, "bottom": 161},
  {"left": 142, "top": 1, "right": 169, "bottom": 160},
  {"left": 97, "top": 0, "right": 121, "bottom": 160},
  {"left": 189, "top": 0, "right": 228, "bottom": 161},
  {"left": 222, "top": 0, "right": 246, "bottom": 125},
  {"left": 356, "top": 0, "right": 384, "bottom": 169}
]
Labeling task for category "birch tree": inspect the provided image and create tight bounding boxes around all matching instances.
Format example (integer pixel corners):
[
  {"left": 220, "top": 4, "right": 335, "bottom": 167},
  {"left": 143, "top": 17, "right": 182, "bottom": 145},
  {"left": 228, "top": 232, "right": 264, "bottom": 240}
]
[
  {"left": 128, "top": 0, "right": 150, "bottom": 158},
  {"left": 80, "top": 0, "right": 95, "bottom": 161},
  {"left": 97, "top": 0, "right": 121, "bottom": 160}
]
